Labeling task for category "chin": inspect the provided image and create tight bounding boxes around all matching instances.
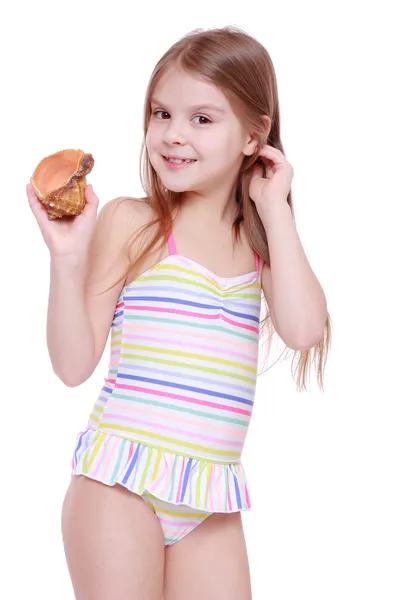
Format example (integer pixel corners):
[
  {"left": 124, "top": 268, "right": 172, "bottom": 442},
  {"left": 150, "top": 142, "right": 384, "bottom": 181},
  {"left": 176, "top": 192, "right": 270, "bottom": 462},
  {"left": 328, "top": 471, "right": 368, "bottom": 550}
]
[
  {"left": 167, "top": 185, "right": 193, "bottom": 195},
  {"left": 159, "top": 177, "right": 194, "bottom": 194}
]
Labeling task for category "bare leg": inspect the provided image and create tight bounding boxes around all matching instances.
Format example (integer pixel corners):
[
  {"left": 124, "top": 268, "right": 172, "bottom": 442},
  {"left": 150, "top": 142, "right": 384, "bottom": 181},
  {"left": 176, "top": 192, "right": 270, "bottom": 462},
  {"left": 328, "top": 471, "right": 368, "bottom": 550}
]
[
  {"left": 61, "top": 475, "right": 164, "bottom": 600},
  {"left": 163, "top": 512, "right": 252, "bottom": 600}
]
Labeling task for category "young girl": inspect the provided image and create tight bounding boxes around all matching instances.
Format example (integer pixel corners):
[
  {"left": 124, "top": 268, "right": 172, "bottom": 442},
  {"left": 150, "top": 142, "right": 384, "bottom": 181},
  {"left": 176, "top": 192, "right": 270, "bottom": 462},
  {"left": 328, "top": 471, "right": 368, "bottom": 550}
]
[{"left": 27, "top": 26, "right": 330, "bottom": 600}]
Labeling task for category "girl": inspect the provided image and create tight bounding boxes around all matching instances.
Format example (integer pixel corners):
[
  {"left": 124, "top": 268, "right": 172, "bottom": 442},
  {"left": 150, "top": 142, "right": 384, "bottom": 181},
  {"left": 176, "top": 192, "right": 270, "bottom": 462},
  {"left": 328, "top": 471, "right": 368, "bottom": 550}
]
[{"left": 27, "top": 26, "right": 330, "bottom": 600}]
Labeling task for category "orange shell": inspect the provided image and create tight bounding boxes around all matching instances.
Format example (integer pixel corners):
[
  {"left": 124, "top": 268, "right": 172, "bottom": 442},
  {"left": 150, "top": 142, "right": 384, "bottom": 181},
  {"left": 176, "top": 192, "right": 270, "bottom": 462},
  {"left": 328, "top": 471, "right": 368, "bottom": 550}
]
[{"left": 30, "top": 149, "right": 94, "bottom": 220}]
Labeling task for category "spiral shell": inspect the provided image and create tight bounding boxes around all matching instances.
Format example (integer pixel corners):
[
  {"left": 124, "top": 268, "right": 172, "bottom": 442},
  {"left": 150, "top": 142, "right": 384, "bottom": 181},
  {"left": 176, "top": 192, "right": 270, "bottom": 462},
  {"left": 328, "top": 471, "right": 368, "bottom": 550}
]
[{"left": 30, "top": 149, "right": 94, "bottom": 219}]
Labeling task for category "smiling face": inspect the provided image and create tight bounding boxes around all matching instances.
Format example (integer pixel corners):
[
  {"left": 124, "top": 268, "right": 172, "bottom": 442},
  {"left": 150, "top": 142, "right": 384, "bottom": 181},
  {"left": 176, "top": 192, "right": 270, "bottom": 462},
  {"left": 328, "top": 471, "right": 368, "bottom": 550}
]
[{"left": 145, "top": 67, "right": 258, "bottom": 199}]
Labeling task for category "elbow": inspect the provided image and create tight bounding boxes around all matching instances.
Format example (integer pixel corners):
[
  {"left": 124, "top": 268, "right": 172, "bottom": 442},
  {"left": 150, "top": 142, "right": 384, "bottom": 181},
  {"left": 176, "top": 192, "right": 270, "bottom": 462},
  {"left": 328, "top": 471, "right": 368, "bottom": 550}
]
[
  {"left": 53, "top": 364, "right": 93, "bottom": 388},
  {"left": 286, "top": 331, "right": 324, "bottom": 351},
  {"left": 60, "top": 376, "right": 86, "bottom": 388},
  {"left": 274, "top": 298, "right": 328, "bottom": 351},
  {"left": 56, "top": 372, "right": 88, "bottom": 387},
  {"left": 281, "top": 321, "right": 327, "bottom": 351}
]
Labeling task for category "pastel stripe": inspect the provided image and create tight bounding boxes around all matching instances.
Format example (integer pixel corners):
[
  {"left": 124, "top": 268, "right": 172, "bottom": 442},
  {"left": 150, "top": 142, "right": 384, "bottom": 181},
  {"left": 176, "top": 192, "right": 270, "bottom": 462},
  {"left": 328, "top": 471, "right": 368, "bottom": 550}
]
[
  {"left": 123, "top": 315, "right": 258, "bottom": 342},
  {"left": 124, "top": 306, "right": 259, "bottom": 333},
  {"left": 121, "top": 333, "right": 257, "bottom": 363},
  {"left": 122, "top": 322, "right": 257, "bottom": 349},
  {"left": 72, "top": 249, "right": 261, "bottom": 517},
  {"left": 124, "top": 295, "right": 259, "bottom": 323},
  {"left": 100, "top": 400, "right": 248, "bottom": 436},
  {"left": 116, "top": 374, "right": 254, "bottom": 405},
  {"left": 113, "top": 383, "right": 252, "bottom": 416}
]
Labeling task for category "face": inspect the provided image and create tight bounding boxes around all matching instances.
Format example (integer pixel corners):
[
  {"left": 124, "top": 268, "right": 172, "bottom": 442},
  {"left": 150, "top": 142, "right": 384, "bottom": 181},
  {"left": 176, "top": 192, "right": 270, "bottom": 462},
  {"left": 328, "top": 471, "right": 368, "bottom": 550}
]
[{"left": 145, "top": 67, "right": 258, "bottom": 198}]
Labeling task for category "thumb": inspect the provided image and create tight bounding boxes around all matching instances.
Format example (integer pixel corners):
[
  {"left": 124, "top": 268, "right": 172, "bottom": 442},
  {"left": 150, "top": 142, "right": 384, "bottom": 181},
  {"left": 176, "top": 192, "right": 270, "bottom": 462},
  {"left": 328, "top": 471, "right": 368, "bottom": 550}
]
[
  {"left": 82, "top": 184, "right": 99, "bottom": 218},
  {"left": 85, "top": 184, "right": 97, "bottom": 201},
  {"left": 85, "top": 184, "right": 99, "bottom": 206}
]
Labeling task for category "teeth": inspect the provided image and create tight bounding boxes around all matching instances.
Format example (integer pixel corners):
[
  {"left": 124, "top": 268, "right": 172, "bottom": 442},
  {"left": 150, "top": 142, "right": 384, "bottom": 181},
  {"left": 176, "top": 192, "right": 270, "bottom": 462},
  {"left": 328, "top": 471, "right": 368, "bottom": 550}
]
[{"left": 166, "top": 157, "right": 195, "bottom": 164}]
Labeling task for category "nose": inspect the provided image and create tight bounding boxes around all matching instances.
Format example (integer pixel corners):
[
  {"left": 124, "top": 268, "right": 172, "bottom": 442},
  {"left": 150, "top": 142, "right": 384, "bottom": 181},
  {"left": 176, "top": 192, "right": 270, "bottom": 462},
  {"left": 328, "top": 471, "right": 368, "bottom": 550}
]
[{"left": 162, "top": 117, "right": 187, "bottom": 146}]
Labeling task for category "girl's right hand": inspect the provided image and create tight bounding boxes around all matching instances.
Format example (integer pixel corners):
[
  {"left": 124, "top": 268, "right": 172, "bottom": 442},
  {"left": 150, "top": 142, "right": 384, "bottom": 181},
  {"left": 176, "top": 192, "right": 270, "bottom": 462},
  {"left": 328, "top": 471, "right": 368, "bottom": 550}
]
[{"left": 27, "top": 183, "right": 99, "bottom": 259}]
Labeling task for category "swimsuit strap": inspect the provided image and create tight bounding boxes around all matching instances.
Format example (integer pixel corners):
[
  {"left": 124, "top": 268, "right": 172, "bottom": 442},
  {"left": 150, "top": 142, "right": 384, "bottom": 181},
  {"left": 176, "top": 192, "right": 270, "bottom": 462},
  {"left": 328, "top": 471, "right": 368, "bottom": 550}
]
[
  {"left": 169, "top": 231, "right": 260, "bottom": 273},
  {"left": 167, "top": 232, "right": 177, "bottom": 255}
]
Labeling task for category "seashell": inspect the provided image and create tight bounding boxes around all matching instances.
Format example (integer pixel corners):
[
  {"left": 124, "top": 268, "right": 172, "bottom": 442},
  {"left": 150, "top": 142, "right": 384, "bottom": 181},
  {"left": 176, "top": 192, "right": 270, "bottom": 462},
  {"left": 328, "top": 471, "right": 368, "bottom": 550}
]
[{"left": 30, "top": 149, "right": 94, "bottom": 220}]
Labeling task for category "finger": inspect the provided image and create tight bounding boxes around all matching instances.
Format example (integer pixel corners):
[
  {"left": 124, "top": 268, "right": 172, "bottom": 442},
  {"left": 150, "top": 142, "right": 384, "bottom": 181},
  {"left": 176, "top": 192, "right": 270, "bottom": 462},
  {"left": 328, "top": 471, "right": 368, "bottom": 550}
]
[
  {"left": 26, "top": 184, "right": 50, "bottom": 226},
  {"left": 258, "top": 145, "right": 284, "bottom": 159},
  {"left": 251, "top": 164, "right": 264, "bottom": 180},
  {"left": 258, "top": 150, "right": 280, "bottom": 164},
  {"left": 260, "top": 144, "right": 282, "bottom": 154}
]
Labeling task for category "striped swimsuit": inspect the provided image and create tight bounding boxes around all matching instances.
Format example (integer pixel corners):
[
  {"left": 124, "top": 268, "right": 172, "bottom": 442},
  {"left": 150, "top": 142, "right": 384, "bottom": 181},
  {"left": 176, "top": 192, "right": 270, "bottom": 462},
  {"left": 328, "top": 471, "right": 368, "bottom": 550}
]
[{"left": 71, "top": 232, "right": 262, "bottom": 545}]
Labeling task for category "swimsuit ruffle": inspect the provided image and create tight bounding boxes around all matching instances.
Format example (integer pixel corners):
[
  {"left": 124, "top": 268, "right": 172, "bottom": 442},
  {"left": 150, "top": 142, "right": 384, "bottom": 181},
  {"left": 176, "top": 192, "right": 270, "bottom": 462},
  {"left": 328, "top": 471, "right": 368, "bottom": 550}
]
[{"left": 71, "top": 428, "right": 251, "bottom": 513}]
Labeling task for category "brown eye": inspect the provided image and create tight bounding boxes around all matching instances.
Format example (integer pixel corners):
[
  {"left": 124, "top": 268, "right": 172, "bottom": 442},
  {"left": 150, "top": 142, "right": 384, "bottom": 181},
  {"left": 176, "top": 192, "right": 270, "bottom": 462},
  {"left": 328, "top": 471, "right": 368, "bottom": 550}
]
[
  {"left": 193, "top": 115, "right": 211, "bottom": 125},
  {"left": 153, "top": 110, "right": 170, "bottom": 119}
]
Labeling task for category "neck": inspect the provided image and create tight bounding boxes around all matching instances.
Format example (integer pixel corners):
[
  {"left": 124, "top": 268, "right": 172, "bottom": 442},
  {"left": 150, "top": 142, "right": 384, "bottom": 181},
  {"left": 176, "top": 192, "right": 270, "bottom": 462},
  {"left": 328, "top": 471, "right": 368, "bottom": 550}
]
[{"left": 180, "top": 182, "right": 238, "bottom": 225}]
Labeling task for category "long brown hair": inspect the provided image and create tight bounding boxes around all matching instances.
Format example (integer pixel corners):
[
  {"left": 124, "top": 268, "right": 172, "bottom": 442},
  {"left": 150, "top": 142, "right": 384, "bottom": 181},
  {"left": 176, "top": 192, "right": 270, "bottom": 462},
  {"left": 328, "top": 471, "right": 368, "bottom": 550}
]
[{"left": 115, "top": 25, "right": 331, "bottom": 391}]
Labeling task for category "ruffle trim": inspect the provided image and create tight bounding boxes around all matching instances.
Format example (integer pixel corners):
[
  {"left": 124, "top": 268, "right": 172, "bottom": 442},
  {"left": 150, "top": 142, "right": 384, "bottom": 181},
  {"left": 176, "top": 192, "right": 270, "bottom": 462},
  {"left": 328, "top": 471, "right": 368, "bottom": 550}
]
[{"left": 71, "top": 428, "right": 251, "bottom": 513}]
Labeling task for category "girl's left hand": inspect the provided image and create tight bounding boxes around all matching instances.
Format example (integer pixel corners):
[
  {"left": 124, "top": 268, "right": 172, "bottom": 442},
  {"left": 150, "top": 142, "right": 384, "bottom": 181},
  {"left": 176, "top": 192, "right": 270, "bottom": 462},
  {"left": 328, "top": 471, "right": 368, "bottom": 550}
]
[{"left": 249, "top": 144, "right": 294, "bottom": 210}]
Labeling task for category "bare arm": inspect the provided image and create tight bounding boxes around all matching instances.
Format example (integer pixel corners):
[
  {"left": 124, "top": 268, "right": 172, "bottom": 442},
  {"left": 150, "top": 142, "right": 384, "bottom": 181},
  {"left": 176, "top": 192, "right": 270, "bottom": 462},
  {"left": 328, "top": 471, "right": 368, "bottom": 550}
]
[
  {"left": 47, "top": 254, "right": 95, "bottom": 386},
  {"left": 47, "top": 197, "right": 135, "bottom": 386},
  {"left": 260, "top": 201, "right": 327, "bottom": 350}
]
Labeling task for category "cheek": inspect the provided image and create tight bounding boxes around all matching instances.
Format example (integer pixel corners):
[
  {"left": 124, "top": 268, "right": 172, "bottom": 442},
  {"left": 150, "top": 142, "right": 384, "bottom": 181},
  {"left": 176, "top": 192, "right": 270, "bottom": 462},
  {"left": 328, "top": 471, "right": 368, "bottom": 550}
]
[
  {"left": 211, "top": 127, "right": 239, "bottom": 152},
  {"left": 145, "top": 127, "right": 160, "bottom": 154},
  {"left": 145, "top": 129, "right": 153, "bottom": 151},
  {"left": 207, "top": 134, "right": 241, "bottom": 165}
]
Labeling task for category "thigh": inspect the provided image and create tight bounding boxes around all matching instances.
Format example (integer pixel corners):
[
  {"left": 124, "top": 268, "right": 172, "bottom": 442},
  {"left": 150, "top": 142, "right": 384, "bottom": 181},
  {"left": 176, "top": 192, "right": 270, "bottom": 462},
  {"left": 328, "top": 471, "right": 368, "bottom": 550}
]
[
  {"left": 61, "top": 475, "right": 164, "bottom": 600},
  {"left": 163, "top": 511, "right": 252, "bottom": 600}
]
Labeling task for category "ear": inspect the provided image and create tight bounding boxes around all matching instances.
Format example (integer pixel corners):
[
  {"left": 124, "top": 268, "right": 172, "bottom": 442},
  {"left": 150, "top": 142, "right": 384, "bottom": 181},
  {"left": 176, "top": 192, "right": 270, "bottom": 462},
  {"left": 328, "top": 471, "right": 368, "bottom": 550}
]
[
  {"left": 242, "top": 115, "right": 272, "bottom": 156},
  {"left": 261, "top": 115, "right": 272, "bottom": 140}
]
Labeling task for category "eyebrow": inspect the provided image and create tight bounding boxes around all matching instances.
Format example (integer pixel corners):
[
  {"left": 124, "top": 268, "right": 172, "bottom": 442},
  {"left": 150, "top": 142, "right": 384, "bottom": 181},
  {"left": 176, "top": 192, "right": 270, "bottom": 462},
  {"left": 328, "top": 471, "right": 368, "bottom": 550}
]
[{"left": 150, "top": 98, "right": 226, "bottom": 114}]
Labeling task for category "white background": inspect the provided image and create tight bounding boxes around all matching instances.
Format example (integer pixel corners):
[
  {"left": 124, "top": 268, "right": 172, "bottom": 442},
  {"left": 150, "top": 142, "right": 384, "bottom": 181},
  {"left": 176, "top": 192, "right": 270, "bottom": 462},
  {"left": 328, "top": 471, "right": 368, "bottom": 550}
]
[{"left": 1, "top": 1, "right": 399, "bottom": 598}]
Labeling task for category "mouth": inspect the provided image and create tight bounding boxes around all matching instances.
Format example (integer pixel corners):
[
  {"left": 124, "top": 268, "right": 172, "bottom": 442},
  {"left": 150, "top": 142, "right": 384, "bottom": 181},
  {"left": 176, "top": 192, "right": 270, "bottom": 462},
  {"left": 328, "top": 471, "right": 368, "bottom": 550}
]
[{"left": 162, "top": 155, "right": 197, "bottom": 166}]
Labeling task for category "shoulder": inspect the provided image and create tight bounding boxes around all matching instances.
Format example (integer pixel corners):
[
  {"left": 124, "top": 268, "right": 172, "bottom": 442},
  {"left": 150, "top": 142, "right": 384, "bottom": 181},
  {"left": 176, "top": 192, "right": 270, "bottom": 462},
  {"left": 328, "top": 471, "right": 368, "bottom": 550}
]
[
  {"left": 86, "top": 195, "right": 154, "bottom": 292},
  {"left": 93, "top": 195, "right": 155, "bottom": 247},
  {"left": 88, "top": 194, "right": 153, "bottom": 261},
  {"left": 97, "top": 195, "right": 152, "bottom": 230}
]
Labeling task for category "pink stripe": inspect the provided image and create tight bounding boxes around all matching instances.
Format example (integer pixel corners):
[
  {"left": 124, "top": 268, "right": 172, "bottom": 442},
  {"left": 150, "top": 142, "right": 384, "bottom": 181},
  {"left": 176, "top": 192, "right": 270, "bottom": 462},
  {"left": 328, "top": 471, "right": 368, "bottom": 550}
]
[
  {"left": 105, "top": 401, "right": 247, "bottom": 437},
  {"left": 216, "top": 465, "right": 222, "bottom": 511},
  {"left": 101, "top": 437, "right": 120, "bottom": 480},
  {"left": 122, "top": 333, "right": 257, "bottom": 364},
  {"left": 149, "top": 457, "right": 171, "bottom": 495},
  {"left": 227, "top": 479, "right": 232, "bottom": 510},
  {"left": 91, "top": 435, "right": 118, "bottom": 479},
  {"left": 124, "top": 442, "right": 134, "bottom": 471},
  {"left": 221, "top": 314, "right": 259, "bottom": 333},
  {"left": 125, "top": 305, "right": 259, "bottom": 332},
  {"left": 114, "top": 383, "right": 252, "bottom": 416},
  {"left": 123, "top": 322, "right": 256, "bottom": 350},
  {"left": 101, "top": 413, "right": 243, "bottom": 448},
  {"left": 175, "top": 460, "right": 186, "bottom": 503},
  {"left": 167, "top": 232, "right": 177, "bottom": 255},
  {"left": 208, "top": 466, "right": 214, "bottom": 511},
  {"left": 245, "top": 483, "right": 251, "bottom": 508},
  {"left": 157, "top": 518, "right": 204, "bottom": 528},
  {"left": 159, "top": 455, "right": 175, "bottom": 497},
  {"left": 162, "top": 526, "right": 206, "bottom": 538},
  {"left": 90, "top": 443, "right": 105, "bottom": 478}
]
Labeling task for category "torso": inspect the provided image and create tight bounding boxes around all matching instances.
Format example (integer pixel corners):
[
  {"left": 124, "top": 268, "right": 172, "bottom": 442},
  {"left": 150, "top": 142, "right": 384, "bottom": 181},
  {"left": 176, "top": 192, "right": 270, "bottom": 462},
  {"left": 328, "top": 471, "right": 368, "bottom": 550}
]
[
  {"left": 87, "top": 225, "right": 262, "bottom": 464},
  {"left": 122, "top": 197, "right": 259, "bottom": 287}
]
